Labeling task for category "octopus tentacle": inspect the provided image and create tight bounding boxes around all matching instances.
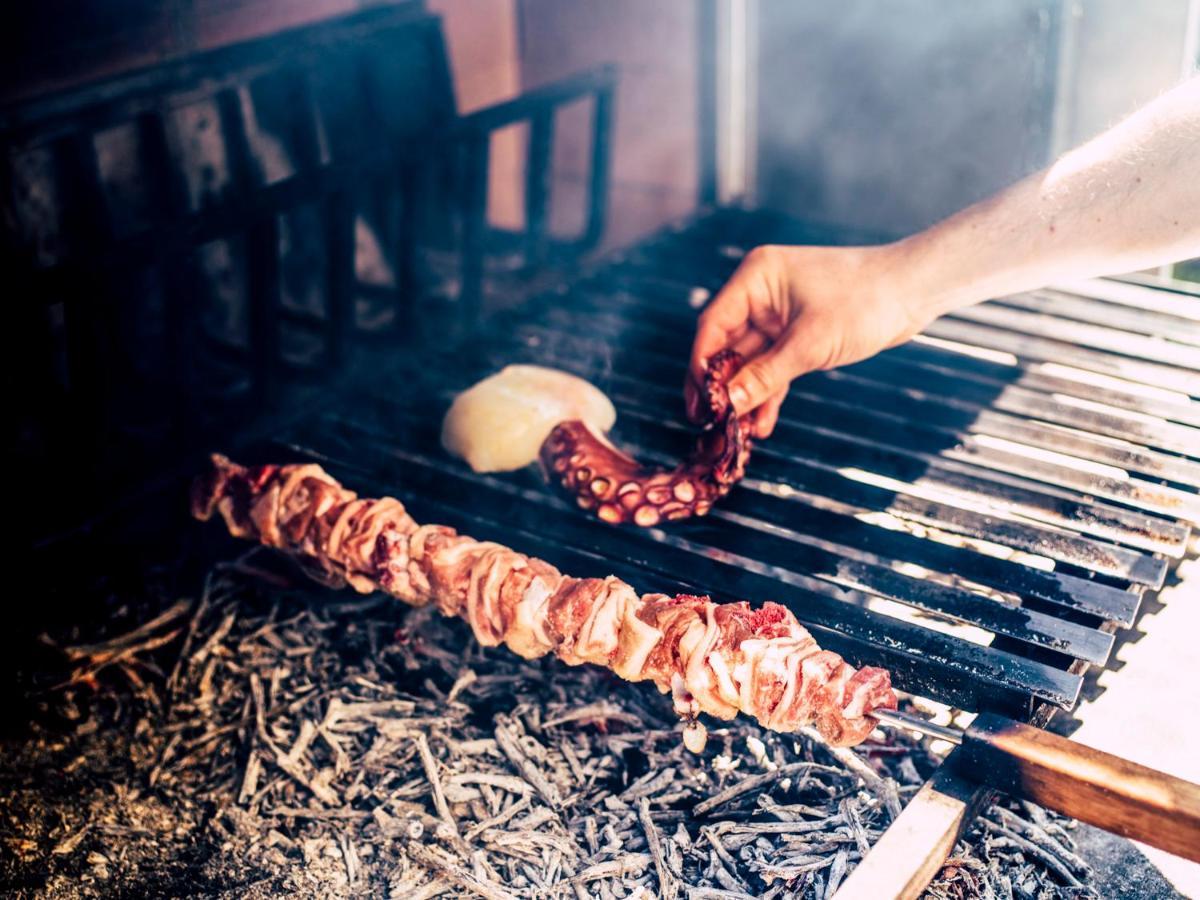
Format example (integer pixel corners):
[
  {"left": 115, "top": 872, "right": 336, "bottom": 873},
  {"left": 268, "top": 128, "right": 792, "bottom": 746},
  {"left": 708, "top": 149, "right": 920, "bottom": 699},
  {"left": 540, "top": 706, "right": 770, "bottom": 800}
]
[{"left": 539, "top": 350, "right": 751, "bottom": 525}]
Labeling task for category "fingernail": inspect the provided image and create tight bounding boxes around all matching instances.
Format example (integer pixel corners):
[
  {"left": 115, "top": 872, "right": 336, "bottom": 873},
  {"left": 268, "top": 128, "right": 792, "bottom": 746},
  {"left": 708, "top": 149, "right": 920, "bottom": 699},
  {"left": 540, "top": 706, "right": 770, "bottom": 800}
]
[{"left": 729, "top": 385, "right": 748, "bottom": 410}]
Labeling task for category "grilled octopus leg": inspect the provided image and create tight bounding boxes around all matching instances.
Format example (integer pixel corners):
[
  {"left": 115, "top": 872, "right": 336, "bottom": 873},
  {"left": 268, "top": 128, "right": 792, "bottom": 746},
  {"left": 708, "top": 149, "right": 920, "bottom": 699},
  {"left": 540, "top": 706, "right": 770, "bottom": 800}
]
[
  {"left": 192, "top": 454, "right": 896, "bottom": 748},
  {"left": 538, "top": 350, "right": 752, "bottom": 526}
]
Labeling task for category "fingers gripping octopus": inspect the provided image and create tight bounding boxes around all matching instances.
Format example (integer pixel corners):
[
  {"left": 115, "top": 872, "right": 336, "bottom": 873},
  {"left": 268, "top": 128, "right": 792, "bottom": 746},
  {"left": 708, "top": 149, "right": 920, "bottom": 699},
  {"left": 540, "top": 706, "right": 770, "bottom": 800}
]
[{"left": 539, "top": 350, "right": 752, "bottom": 526}]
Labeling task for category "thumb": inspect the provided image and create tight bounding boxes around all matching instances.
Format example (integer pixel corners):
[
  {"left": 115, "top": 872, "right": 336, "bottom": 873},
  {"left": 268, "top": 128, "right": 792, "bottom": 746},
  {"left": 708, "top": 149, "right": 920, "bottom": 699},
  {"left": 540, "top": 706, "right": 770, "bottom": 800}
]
[{"left": 727, "top": 342, "right": 801, "bottom": 416}]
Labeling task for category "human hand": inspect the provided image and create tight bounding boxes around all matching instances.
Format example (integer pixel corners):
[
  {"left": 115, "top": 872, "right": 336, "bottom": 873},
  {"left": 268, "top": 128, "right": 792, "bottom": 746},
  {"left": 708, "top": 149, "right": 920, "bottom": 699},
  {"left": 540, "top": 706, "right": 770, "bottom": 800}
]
[{"left": 686, "top": 243, "right": 931, "bottom": 438}]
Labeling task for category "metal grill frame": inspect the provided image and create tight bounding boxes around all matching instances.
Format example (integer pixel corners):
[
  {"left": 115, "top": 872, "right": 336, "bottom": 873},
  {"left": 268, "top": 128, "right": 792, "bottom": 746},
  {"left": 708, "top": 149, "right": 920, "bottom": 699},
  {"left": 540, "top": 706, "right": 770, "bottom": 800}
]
[{"left": 259, "top": 206, "right": 1198, "bottom": 733}]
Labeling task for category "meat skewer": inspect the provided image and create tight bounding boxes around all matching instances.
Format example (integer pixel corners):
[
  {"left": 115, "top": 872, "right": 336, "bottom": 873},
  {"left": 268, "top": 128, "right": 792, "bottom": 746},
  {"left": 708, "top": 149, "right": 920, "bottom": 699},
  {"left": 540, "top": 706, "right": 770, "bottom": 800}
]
[{"left": 191, "top": 453, "right": 896, "bottom": 747}]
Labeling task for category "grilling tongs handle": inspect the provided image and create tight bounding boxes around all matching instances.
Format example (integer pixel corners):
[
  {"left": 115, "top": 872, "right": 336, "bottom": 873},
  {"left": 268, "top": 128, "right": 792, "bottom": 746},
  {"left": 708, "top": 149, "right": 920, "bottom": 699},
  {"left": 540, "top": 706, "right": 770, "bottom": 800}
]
[{"left": 957, "top": 712, "right": 1200, "bottom": 862}]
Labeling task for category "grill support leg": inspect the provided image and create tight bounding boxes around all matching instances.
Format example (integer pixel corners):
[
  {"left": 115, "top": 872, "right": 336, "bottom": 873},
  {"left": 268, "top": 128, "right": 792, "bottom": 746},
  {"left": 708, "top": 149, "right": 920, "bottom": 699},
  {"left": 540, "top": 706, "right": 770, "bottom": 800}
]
[{"left": 833, "top": 755, "right": 988, "bottom": 900}]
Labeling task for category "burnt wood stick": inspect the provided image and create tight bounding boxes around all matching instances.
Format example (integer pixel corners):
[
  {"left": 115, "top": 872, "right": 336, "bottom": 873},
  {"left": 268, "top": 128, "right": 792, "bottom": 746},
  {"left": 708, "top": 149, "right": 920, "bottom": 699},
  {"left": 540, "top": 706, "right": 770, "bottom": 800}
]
[{"left": 957, "top": 712, "right": 1200, "bottom": 862}]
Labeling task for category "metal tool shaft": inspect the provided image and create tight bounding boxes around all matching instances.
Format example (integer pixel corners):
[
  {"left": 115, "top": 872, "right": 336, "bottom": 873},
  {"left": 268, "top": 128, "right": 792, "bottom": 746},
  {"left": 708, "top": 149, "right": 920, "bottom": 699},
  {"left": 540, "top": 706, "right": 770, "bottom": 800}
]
[
  {"left": 870, "top": 707, "right": 1200, "bottom": 863},
  {"left": 870, "top": 708, "right": 964, "bottom": 745}
]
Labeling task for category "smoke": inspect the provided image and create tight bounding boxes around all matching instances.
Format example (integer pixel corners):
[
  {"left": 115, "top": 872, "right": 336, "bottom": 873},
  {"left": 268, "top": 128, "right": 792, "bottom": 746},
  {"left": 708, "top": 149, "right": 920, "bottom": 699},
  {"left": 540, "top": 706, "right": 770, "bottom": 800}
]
[{"left": 754, "top": 0, "right": 1061, "bottom": 238}]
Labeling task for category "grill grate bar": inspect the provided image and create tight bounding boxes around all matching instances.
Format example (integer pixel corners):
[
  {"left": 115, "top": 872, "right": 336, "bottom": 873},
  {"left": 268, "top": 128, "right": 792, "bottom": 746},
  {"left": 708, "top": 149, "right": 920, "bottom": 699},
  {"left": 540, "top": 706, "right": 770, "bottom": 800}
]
[
  {"left": 533, "top": 298, "right": 1200, "bottom": 461},
  {"left": 923, "top": 318, "right": 1200, "bottom": 397},
  {"left": 471, "top": 327, "right": 1190, "bottom": 558},
  {"left": 875, "top": 343, "right": 1200, "bottom": 430},
  {"left": 278, "top": 425, "right": 1084, "bottom": 715},
  {"left": 360, "top": 372, "right": 1145, "bottom": 625},
  {"left": 1046, "top": 279, "right": 1200, "bottom": 321},
  {"left": 279, "top": 208, "right": 1199, "bottom": 720},
  {"left": 333, "top": 405, "right": 1114, "bottom": 664},
  {"left": 997, "top": 291, "right": 1200, "bottom": 345},
  {"left": 949, "top": 304, "right": 1200, "bottom": 369}
]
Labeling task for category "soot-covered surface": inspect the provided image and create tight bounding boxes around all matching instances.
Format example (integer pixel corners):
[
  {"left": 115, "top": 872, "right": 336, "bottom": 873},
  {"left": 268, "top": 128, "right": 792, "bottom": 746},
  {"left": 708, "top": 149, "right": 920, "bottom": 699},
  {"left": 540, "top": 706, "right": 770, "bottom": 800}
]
[{"left": 0, "top": 529, "right": 1153, "bottom": 899}]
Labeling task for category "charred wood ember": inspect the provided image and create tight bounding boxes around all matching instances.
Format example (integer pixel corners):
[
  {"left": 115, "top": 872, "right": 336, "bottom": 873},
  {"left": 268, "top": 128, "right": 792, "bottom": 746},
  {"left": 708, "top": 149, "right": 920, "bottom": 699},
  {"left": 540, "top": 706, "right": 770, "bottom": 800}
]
[
  {"left": 191, "top": 453, "right": 895, "bottom": 748},
  {"left": 5, "top": 565, "right": 1097, "bottom": 898},
  {"left": 539, "top": 350, "right": 752, "bottom": 526}
]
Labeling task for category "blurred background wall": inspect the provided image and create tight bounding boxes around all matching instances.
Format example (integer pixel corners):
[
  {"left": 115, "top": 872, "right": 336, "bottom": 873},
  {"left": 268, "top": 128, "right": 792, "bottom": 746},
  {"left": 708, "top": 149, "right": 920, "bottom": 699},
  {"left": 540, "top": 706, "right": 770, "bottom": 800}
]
[
  {"left": 2, "top": 0, "right": 1196, "bottom": 246},
  {"left": 752, "top": 0, "right": 1197, "bottom": 237},
  {"left": 754, "top": 0, "right": 1059, "bottom": 237},
  {"left": 1059, "top": 0, "right": 1196, "bottom": 150}
]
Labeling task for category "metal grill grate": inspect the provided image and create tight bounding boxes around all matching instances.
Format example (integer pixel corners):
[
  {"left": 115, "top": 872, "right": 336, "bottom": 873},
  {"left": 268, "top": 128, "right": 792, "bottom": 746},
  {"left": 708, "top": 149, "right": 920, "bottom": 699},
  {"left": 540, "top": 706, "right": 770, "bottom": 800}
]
[{"left": 270, "top": 208, "right": 1199, "bottom": 722}]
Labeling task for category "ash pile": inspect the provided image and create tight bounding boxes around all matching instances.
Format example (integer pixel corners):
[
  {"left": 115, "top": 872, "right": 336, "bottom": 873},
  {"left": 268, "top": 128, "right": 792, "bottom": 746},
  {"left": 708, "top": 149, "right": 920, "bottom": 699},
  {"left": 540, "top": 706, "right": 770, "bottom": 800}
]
[{"left": 1, "top": 550, "right": 1097, "bottom": 899}]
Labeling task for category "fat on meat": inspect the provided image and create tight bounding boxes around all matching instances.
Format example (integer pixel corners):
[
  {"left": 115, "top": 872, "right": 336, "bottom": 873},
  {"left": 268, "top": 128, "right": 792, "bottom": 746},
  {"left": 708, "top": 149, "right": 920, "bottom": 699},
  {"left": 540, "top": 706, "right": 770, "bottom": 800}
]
[{"left": 192, "top": 454, "right": 897, "bottom": 748}]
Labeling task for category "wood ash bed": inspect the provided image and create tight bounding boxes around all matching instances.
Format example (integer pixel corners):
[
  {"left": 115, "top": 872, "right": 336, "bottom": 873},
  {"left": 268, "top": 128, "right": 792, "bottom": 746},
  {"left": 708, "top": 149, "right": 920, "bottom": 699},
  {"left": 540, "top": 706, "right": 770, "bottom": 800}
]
[{"left": 0, "top": 546, "right": 1104, "bottom": 899}]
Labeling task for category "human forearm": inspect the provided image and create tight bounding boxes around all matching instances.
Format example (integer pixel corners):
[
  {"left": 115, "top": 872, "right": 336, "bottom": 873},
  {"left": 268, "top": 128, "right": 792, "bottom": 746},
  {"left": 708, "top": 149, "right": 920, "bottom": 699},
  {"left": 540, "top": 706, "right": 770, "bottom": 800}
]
[
  {"left": 689, "top": 75, "right": 1200, "bottom": 436},
  {"left": 897, "top": 75, "right": 1200, "bottom": 321}
]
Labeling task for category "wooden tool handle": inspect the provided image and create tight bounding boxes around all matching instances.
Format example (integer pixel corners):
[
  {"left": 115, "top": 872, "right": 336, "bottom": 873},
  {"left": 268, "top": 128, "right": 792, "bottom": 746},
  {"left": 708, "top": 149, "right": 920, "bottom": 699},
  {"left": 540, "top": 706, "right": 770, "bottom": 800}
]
[{"left": 957, "top": 713, "right": 1200, "bottom": 862}]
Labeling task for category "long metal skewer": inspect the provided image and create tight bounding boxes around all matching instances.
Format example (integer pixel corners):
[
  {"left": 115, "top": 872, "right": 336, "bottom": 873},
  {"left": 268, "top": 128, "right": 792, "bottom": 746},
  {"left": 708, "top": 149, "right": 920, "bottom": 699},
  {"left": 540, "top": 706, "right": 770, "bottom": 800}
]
[{"left": 869, "top": 707, "right": 964, "bottom": 745}]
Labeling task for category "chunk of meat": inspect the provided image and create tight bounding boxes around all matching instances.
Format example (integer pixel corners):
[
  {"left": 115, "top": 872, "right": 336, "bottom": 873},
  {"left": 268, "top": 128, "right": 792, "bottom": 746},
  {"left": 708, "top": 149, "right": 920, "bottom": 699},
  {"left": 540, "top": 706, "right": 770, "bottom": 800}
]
[{"left": 193, "top": 454, "right": 898, "bottom": 747}]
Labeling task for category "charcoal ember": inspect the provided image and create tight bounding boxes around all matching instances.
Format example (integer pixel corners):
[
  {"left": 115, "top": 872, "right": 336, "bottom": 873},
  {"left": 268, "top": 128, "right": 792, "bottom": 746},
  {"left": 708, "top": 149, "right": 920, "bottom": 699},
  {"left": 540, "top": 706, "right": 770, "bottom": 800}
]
[{"left": 0, "top": 560, "right": 1097, "bottom": 898}]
